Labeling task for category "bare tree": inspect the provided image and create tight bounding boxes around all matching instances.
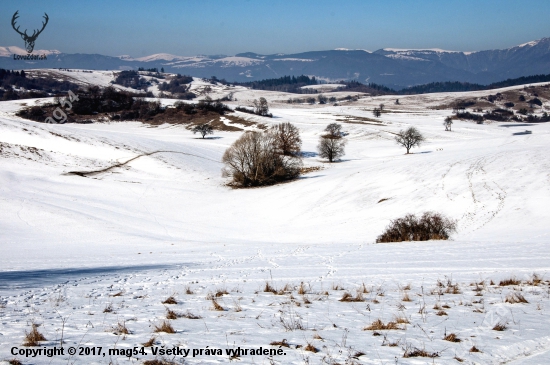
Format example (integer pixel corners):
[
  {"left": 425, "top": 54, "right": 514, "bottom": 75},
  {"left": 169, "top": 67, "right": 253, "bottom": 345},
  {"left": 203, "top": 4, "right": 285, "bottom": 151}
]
[
  {"left": 222, "top": 131, "right": 302, "bottom": 187},
  {"left": 253, "top": 97, "right": 269, "bottom": 116},
  {"left": 379, "top": 103, "right": 385, "bottom": 111},
  {"left": 317, "top": 94, "right": 327, "bottom": 104},
  {"left": 443, "top": 117, "right": 453, "bottom": 131},
  {"left": 318, "top": 136, "right": 346, "bottom": 162},
  {"left": 373, "top": 108, "right": 381, "bottom": 117},
  {"left": 271, "top": 122, "right": 302, "bottom": 156},
  {"left": 192, "top": 123, "right": 213, "bottom": 139},
  {"left": 318, "top": 123, "right": 346, "bottom": 162},
  {"left": 395, "top": 126, "right": 425, "bottom": 154},
  {"left": 324, "top": 123, "right": 344, "bottom": 138}
]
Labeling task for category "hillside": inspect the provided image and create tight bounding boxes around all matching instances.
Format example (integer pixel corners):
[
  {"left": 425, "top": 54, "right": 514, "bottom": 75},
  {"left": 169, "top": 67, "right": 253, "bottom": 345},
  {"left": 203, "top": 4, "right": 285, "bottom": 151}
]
[{"left": 0, "top": 75, "right": 549, "bottom": 364}]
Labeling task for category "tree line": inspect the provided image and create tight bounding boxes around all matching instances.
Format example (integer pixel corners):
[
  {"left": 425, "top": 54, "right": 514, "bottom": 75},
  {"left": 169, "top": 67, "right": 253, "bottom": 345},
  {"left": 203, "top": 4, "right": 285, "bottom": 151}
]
[{"left": 0, "top": 69, "right": 79, "bottom": 100}]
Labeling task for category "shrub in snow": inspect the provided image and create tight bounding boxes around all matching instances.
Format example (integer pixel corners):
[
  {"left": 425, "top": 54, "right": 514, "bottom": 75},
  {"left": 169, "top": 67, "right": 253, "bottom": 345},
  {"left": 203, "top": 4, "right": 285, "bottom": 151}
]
[
  {"left": 222, "top": 131, "right": 302, "bottom": 187},
  {"left": 376, "top": 212, "right": 456, "bottom": 243}
]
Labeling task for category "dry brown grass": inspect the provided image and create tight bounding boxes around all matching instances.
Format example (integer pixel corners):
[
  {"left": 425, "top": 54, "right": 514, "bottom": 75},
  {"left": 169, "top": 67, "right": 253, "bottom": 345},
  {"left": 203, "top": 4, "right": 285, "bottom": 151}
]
[
  {"left": 154, "top": 321, "right": 175, "bottom": 334},
  {"left": 162, "top": 296, "right": 178, "bottom": 305},
  {"left": 402, "top": 293, "right": 412, "bottom": 302},
  {"left": 264, "top": 282, "right": 277, "bottom": 294},
  {"left": 528, "top": 273, "right": 543, "bottom": 286},
  {"left": 394, "top": 315, "right": 410, "bottom": 324},
  {"left": 110, "top": 291, "right": 124, "bottom": 297},
  {"left": 181, "top": 310, "right": 202, "bottom": 319},
  {"left": 103, "top": 303, "right": 114, "bottom": 313},
  {"left": 185, "top": 286, "right": 194, "bottom": 294},
  {"left": 364, "top": 319, "right": 401, "bottom": 331},
  {"left": 270, "top": 339, "right": 290, "bottom": 347},
  {"left": 499, "top": 277, "right": 521, "bottom": 286},
  {"left": 143, "top": 359, "right": 178, "bottom": 365},
  {"left": 403, "top": 346, "right": 439, "bottom": 358},
  {"left": 215, "top": 288, "right": 229, "bottom": 297},
  {"left": 445, "top": 285, "right": 461, "bottom": 294},
  {"left": 312, "top": 332, "right": 323, "bottom": 340},
  {"left": 505, "top": 293, "right": 529, "bottom": 304},
  {"left": 492, "top": 321, "right": 508, "bottom": 331},
  {"left": 469, "top": 346, "right": 481, "bottom": 353},
  {"left": 8, "top": 360, "right": 23, "bottom": 365},
  {"left": 454, "top": 356, "right": 465, "bottom": 362},
  {"left": 436, "top": 310, "right": 448, "bottom": 316},
  {"left": 304, "top": 343, "right": 318, "bottom": 353},
  {"left": 142, "top": 337, "right": 156, "bottom": 347},
  {"left": 339, "top": 291, "right": 365, "bottom": 302},
  {"left": 331, "top": 283, "right": 344, "bottom": 290},
  {"left": 359, "top": 283, "right": 369, "bottom": 294},
  {"left": 166, "top": 308, "right": 178, "bottom": 320},
  {"left": 211, "top": 299, "right": 225, "bottom": 311},
  {"left": 113, "top": 322, "right": 130, "bottom": 335},
  {"left": 443, "top": 333, "right": 461, "bottom": 342},
  {"left": 23, "top": 324, "right": 46, "bottom": 346}
]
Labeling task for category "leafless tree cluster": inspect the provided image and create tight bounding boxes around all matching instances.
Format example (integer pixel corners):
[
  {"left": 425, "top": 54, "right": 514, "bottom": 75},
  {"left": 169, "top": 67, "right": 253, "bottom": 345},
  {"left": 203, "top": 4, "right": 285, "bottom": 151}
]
[
  {"left": 317, "top": 123, "right": 346, "bottom": 162},
  {"left": 222, "top": 125, "right": 302, "bottom": 187},
  {"left": 376, "top": 212, "right": 457, "bottom": 243},
  {"left": 253, "top": 97, "right": 270, "bottom": 116}
]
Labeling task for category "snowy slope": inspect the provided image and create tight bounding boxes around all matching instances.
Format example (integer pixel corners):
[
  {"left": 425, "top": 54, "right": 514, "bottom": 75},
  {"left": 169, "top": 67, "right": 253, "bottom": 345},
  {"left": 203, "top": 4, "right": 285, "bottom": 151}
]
[{"left": 0, "top": 81, "right": 550, "bottom": 364}]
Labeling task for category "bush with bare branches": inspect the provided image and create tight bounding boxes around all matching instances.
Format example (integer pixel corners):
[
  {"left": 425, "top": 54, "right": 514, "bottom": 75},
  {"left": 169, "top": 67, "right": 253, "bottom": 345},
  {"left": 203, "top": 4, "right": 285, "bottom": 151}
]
[
  {"left": 376, "top": 212, "right": 457, "bottom": 243},
  {"left": 222, "top": 131, "right": 302, "bottom": 187}
]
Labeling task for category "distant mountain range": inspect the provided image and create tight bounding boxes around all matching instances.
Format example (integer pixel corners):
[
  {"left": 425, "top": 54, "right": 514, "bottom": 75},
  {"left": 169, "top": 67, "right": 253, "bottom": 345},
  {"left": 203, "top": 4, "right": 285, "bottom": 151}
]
[{"left": 1, "top": 38, "right": 550, "bottom": 89}]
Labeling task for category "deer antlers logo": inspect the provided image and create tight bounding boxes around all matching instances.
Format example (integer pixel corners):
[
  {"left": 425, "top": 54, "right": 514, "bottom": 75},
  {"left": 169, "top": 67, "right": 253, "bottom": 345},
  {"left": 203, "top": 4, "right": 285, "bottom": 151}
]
[{"left": 11, "top": 11, "right": 49, "bottom": 54}]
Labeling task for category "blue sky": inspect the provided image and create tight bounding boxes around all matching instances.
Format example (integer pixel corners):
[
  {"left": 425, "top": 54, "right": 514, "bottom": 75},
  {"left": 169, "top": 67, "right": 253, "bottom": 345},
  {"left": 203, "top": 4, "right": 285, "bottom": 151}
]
[{"left": 1, "top": 0, "right": 549, "bottom": 56}]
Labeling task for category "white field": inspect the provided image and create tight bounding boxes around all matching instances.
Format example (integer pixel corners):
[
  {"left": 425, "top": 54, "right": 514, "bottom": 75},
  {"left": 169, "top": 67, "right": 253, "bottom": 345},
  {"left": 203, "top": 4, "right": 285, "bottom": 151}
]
[{"left": 0, "top": 72, "right": 550, "bottom": 364}]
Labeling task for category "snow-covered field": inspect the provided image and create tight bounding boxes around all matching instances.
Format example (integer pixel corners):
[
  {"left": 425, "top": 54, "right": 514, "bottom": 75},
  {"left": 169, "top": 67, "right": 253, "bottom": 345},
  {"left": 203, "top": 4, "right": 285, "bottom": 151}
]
[{"left": 1, "top": 74, "right": 550, "bottom": 364}]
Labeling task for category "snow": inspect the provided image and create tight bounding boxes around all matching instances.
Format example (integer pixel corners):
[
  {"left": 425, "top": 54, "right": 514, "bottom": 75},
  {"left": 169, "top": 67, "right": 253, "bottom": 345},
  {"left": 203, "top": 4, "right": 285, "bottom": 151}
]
[
  {"left": 0, "top": 78, "right": 550, "bottom": 364},
  {"left": 0, "top": 46, "right": 61, "bottom": 57},
  {"left": 382, "top": 48, "right": 464, "bottom": 53},
  {"left": 272, "top": 58, "right": 315, "bottom": 62}
]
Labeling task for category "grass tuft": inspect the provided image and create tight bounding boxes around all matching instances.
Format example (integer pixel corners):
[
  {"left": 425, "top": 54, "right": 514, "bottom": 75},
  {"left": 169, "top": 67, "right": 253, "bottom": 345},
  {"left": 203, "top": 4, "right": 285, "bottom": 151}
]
[
  {"left": 304, "top": 343, "right": 318, "bottom": 353},
  {"left": 270, "top": 339, "right": 290, "bottom": 347},
  {"left": 339, "top": 291, "right": 364, "bottom": 302},
  {"left": 505, "top": 293, "right": 528, "bottom": 304},
  {"left": 23, "top": 324, "right": 46, "bottom": 347},
  {"left": 499, "top": 277, "right": 521, "bottom": 286},
  {"left": 364, "top": 319, "right": 401, "bottom": 331},
  {"left": 162, "top": 296, "right": 178, "bottom": 305},
  {"left": 154, "top": 321, "right": 175, "bottom": 333},
  {"left": 443, "top": 333, "right": 461, "bottom": 342},
  {"left": 211, "top": 299, "right": 225, "bottom": 311},
  {"left": 142, "top": 337, "right": 156, "bottom": 347},
  {"left": 492, "top": 321, "right": 508, "bottom": 331}
]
